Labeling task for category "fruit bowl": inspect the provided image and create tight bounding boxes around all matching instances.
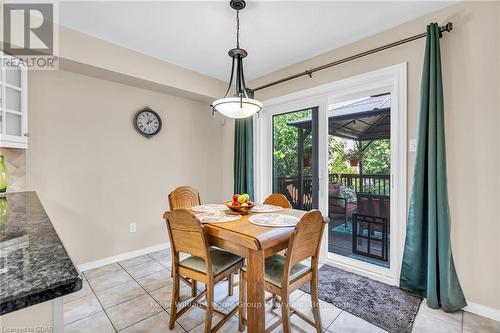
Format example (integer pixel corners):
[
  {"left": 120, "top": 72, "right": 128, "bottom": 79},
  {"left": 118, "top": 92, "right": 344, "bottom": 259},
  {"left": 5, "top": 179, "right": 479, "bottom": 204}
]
[{"left": 225, "top": 201, "right": 255, "bottom": 215}]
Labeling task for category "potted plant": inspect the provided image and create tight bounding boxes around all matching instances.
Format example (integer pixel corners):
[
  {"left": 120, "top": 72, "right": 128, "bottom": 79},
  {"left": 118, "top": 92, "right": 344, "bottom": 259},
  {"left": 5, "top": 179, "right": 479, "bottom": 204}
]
[{"left": 345, "top": 147, "right": 363, "bottom": 167}]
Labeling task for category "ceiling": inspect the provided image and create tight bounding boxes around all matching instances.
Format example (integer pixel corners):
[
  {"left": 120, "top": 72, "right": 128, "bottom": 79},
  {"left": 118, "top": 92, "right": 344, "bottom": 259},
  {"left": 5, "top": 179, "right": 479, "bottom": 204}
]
[{"left": 59, "top": 1, "right": 455, "bottom": 81}]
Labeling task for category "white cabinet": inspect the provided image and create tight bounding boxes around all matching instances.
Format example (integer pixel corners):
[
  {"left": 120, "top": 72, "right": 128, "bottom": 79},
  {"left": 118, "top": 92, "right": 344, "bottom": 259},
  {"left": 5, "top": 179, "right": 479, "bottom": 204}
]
[{"left": 0, "top": 52, "right": 28, "bottom": 149}]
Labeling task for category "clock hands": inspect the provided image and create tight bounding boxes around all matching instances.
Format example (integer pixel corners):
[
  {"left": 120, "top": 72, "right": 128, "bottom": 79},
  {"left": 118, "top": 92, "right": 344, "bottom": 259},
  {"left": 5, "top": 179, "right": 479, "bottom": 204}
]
[{"left": 146, "top": 114, "right": 155, "bottom": 125}]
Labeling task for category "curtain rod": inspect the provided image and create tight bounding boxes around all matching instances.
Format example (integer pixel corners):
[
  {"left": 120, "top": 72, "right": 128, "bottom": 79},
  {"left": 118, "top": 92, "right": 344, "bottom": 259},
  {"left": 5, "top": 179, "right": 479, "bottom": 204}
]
[{"left": 250, "top": 22, "right": 453, "bottom": 93}]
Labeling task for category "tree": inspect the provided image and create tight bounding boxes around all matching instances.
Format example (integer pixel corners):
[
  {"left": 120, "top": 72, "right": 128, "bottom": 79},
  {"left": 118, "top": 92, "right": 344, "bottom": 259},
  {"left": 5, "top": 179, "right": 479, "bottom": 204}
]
[
  {"left": 272, "top": 110, "right": 311, "bottom": 177},
  {"left": 362, "top": 139, "right": 391, "bottom": 174},
  {"left": 328, "top": 136, "right": 355, "bottom": 174},
  {"left": 272, "top": 111, "right": 390, "bottom": 178}
]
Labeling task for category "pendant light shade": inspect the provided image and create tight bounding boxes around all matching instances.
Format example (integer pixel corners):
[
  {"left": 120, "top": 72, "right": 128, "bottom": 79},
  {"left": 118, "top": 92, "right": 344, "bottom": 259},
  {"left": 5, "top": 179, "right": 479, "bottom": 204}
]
[
  {"left": 211, "top": 0, "right": 262, "bottom": 118},
  {"left": 212, "top": 97, "right": 263, "bottom": 119}
]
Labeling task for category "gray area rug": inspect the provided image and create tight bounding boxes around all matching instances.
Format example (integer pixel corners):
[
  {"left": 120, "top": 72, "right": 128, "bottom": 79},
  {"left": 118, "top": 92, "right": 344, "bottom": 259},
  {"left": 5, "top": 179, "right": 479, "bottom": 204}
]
[{"left": 300, "top": 265, "right": 422, "bottom": 333}]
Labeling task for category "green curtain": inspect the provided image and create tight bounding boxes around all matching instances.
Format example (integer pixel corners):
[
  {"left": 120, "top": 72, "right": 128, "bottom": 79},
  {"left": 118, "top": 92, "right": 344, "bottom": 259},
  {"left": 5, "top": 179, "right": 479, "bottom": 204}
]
[
  {"left": 234, "top": 117, "right": 254, "bottom": 199},
  {"left": 400, "top": 23, "right": 466, "bottom": 312}
]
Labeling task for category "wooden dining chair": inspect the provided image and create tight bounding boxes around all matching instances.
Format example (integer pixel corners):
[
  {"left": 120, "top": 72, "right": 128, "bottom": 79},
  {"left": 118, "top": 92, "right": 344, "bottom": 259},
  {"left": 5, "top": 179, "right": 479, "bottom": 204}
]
[
  {"left": 164, "top": 209, "right": 244, "bottom": 333},
  {"left": 167, "top": 186, "right": 202, "bottom": 294},
  {"left": 238, "top": 210, "right": 327, "bottom": 333},
  {"left": 263, "top": 193, "right": 292, "bottom": 209},
  {"left": 168, "top": 186, "right": 201, "bottom": 210},
  {"left": 264, "top": 193, "right": 293, "bottom": 262}
]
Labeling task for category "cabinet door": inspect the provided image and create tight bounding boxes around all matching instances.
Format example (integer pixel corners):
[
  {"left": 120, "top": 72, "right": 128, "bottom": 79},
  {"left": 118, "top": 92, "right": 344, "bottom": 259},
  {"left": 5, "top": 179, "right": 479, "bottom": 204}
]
[{"left": 0, "top": 53, "right": 28, "bottom": 149}]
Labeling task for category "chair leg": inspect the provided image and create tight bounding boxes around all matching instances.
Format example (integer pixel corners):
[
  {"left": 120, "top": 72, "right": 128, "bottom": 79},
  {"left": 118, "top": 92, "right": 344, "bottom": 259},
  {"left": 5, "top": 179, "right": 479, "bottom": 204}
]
[
  {"left": 169, "top": 272, "right": 180, "bottom": 330},
  {"left": 310, "top": 276, "right": 322, "bottom": 333},
  {"left": 228, "top": 273, "right": 234, "bottom": 297},
  {"left": 192, "top": 280, "right": 198, "bottom": 297},
  {"left": 272, "top": 293, "right": 278, "bottom": 309},
  {"left": 280, "top": 292, "right": 291, "bottom": 333},
  {"left": 204, "top": 283, "right": 214, "bottom": 333},
  {"left": 238, "top": 270, "right": 246, "bottom": 332}
]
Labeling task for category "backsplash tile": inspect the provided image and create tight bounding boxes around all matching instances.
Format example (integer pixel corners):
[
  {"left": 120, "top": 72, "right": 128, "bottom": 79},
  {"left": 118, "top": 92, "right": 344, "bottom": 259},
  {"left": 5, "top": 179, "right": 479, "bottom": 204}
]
[{"left": 0, "top": 148, "right": 26, "bottom": 192}]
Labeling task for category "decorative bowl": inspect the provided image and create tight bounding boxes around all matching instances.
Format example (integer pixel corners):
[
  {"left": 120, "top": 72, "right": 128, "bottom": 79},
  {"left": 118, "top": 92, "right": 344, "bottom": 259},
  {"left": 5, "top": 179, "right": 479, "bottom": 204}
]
[{"left": 225, "top": 201, "right": 255, "bottom": 215}]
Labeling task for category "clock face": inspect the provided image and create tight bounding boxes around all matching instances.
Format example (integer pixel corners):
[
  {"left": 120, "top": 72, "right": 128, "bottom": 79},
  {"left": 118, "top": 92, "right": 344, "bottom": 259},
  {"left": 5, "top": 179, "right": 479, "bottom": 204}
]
[{"left": 134, "top": 108, "right": 162, "bottom": 137}]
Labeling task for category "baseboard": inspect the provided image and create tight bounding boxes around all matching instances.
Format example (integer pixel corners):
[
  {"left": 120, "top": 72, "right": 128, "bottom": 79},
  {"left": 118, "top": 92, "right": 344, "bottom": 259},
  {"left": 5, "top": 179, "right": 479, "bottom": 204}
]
[
  {"left": 77, "top": 242, "right": 170, "bottom": 272},
  {"left": 464, "top": 301, "right": 500, "bottom": 322}
]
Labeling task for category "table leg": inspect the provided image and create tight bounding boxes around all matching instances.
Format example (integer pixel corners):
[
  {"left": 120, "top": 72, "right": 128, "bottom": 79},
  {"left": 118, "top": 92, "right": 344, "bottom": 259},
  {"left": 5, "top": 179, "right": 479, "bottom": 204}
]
[{"left": 245, "top": 249, "right": 265, "bottom": 333}]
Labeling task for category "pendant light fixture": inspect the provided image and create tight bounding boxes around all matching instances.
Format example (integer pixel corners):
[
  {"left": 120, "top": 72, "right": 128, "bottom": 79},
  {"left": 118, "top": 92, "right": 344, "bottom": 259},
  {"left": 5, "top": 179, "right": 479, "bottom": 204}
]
[{"left": 211, "top": 0, "right": 262, "bottom": 119}]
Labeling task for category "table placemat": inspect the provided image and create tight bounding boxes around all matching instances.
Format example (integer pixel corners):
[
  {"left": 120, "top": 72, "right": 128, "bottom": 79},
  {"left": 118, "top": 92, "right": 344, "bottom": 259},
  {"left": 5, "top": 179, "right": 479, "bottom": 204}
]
[
  {"left": 251, "top": 204, "right": 284, "bottom": 213},
  {"left": 195, "top": 212, "right": 241, "bottom": 223},
  {"left": 191, "top": 204, "right": 228, "bottom": 213},
  {"left": 248, "top": 213, "right": 299, "bottom": 227}
]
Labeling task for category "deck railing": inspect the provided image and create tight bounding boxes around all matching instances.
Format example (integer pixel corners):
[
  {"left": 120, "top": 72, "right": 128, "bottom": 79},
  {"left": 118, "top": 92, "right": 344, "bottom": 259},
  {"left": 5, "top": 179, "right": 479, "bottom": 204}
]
[
  {"left": 274, "top": 173, "right": 390, "bottom": 210},
  {"left": 274, "top": 176, "right": 314, "bottom": 211},
  {"left": 329, "top": 173, "right": 391, "bottom": 196}
]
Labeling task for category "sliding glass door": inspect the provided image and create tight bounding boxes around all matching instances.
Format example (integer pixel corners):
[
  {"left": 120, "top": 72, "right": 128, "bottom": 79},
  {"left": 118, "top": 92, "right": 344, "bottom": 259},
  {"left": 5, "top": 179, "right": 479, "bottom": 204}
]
[
  {"left": 326, "top": 94, "right": 391, "bottom": 268},
  {"left": 256, "top": 65, "right": 406, "bottom": 285},
  {"left": 272, "top": 107, "right": 319, "bottom": 211},
  {"left": 267, "top": 97, "right": 393, "bottom": 269}
]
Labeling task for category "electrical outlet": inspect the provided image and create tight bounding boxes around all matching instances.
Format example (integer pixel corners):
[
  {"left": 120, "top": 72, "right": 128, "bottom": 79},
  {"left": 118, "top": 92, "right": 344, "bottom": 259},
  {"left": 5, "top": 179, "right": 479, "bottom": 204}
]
[
  {"left": 129, "top": 223, "right": 136, "bottom": 233},
  {"left": 409, "top": 139, "right": 417, "bottom": 152}
]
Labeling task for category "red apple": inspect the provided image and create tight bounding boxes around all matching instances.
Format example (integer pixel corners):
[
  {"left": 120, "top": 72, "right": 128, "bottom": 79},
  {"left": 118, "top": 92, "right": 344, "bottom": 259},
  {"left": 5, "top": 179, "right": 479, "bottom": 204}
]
[
  {"left": 233, "top": 194, "right": 239, "bottom": 202},
  {"left": 232, "top": 202, "right": 240, "bottom": 207}
]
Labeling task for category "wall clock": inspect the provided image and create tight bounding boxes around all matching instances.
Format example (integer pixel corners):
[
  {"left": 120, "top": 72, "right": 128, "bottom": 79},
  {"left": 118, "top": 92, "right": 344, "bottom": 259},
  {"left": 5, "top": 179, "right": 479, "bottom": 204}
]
[{"left": 134, "top": 107, "right": 162, "bottom": 138}]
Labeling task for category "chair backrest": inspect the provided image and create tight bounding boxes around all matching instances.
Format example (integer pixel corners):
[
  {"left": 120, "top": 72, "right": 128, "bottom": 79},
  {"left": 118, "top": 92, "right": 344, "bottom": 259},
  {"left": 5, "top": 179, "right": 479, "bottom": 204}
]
[
  {"left": 164, "top": 209, "right": 210, "bottom": 261},
  {"left": 168, "top": 186, "right": 201, "bottom": 210},
  {"left": 263, "top": 193, "right": 292, "bottom": 209},
  {"left": 356, "top": 192, "right": 390, "bottom": 221},
  {"left": 285, "top": 210, "right": 326, "bottom": 275}
]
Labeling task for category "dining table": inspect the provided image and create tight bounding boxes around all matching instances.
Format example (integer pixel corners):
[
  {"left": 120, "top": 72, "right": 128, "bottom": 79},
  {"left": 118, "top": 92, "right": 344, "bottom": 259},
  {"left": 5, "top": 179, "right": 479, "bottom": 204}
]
[{"left": 194, "top": 207, "right": 326, "bottom": 333}]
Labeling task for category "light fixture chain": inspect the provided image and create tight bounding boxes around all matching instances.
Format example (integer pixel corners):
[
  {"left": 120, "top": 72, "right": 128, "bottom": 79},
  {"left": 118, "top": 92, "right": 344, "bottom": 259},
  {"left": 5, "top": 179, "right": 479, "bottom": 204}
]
[
  {"left": 236, "top": 10, "right": 240, "bottom": 48},
  {"left": 211, "top": 1, "right": 262, "bottom": 118}
]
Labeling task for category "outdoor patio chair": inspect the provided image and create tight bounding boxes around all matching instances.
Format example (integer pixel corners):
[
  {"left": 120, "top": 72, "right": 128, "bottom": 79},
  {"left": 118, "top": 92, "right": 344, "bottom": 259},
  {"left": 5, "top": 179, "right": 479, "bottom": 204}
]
[
  {"left": 352, "top": 193, "right": 390, "bottom": 261},
  {"left": 328, "top": 195, "right": 357, "bottom": 228}
]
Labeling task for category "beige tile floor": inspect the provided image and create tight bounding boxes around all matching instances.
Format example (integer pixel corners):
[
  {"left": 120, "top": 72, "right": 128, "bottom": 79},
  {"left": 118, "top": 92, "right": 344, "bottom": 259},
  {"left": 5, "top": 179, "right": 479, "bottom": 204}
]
[{"left": 63, "top": 250, "right": 500, "bottom": 333}]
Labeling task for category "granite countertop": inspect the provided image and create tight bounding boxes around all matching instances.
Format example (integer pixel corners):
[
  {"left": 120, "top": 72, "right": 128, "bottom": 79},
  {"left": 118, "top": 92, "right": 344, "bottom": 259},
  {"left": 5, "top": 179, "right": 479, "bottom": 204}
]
[{"left": 0, "top": 191, "right": 82, "bottom": 315}]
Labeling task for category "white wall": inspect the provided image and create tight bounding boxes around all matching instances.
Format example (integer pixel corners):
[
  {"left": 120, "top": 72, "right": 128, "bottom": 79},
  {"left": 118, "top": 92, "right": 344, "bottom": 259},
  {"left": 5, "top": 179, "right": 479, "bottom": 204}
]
[{"left": 26, "top": 70, "right": 223, "bottom": 264}]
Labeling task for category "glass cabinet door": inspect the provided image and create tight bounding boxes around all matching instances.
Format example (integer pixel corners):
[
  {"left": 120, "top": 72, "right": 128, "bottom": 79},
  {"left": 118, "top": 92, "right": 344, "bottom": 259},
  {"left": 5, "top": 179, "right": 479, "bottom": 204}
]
[
  {"left": 5, "top": 87, "right": 22, "bottom": 112},
  {"left": 0, "top": 52, "right": 28, "bottom": 148},
  {"left": 6, "top": 113, "right": 22, "bottom": 136},
  {"left": 5, "top": 66, "right": 21, "bottom": 88}
]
